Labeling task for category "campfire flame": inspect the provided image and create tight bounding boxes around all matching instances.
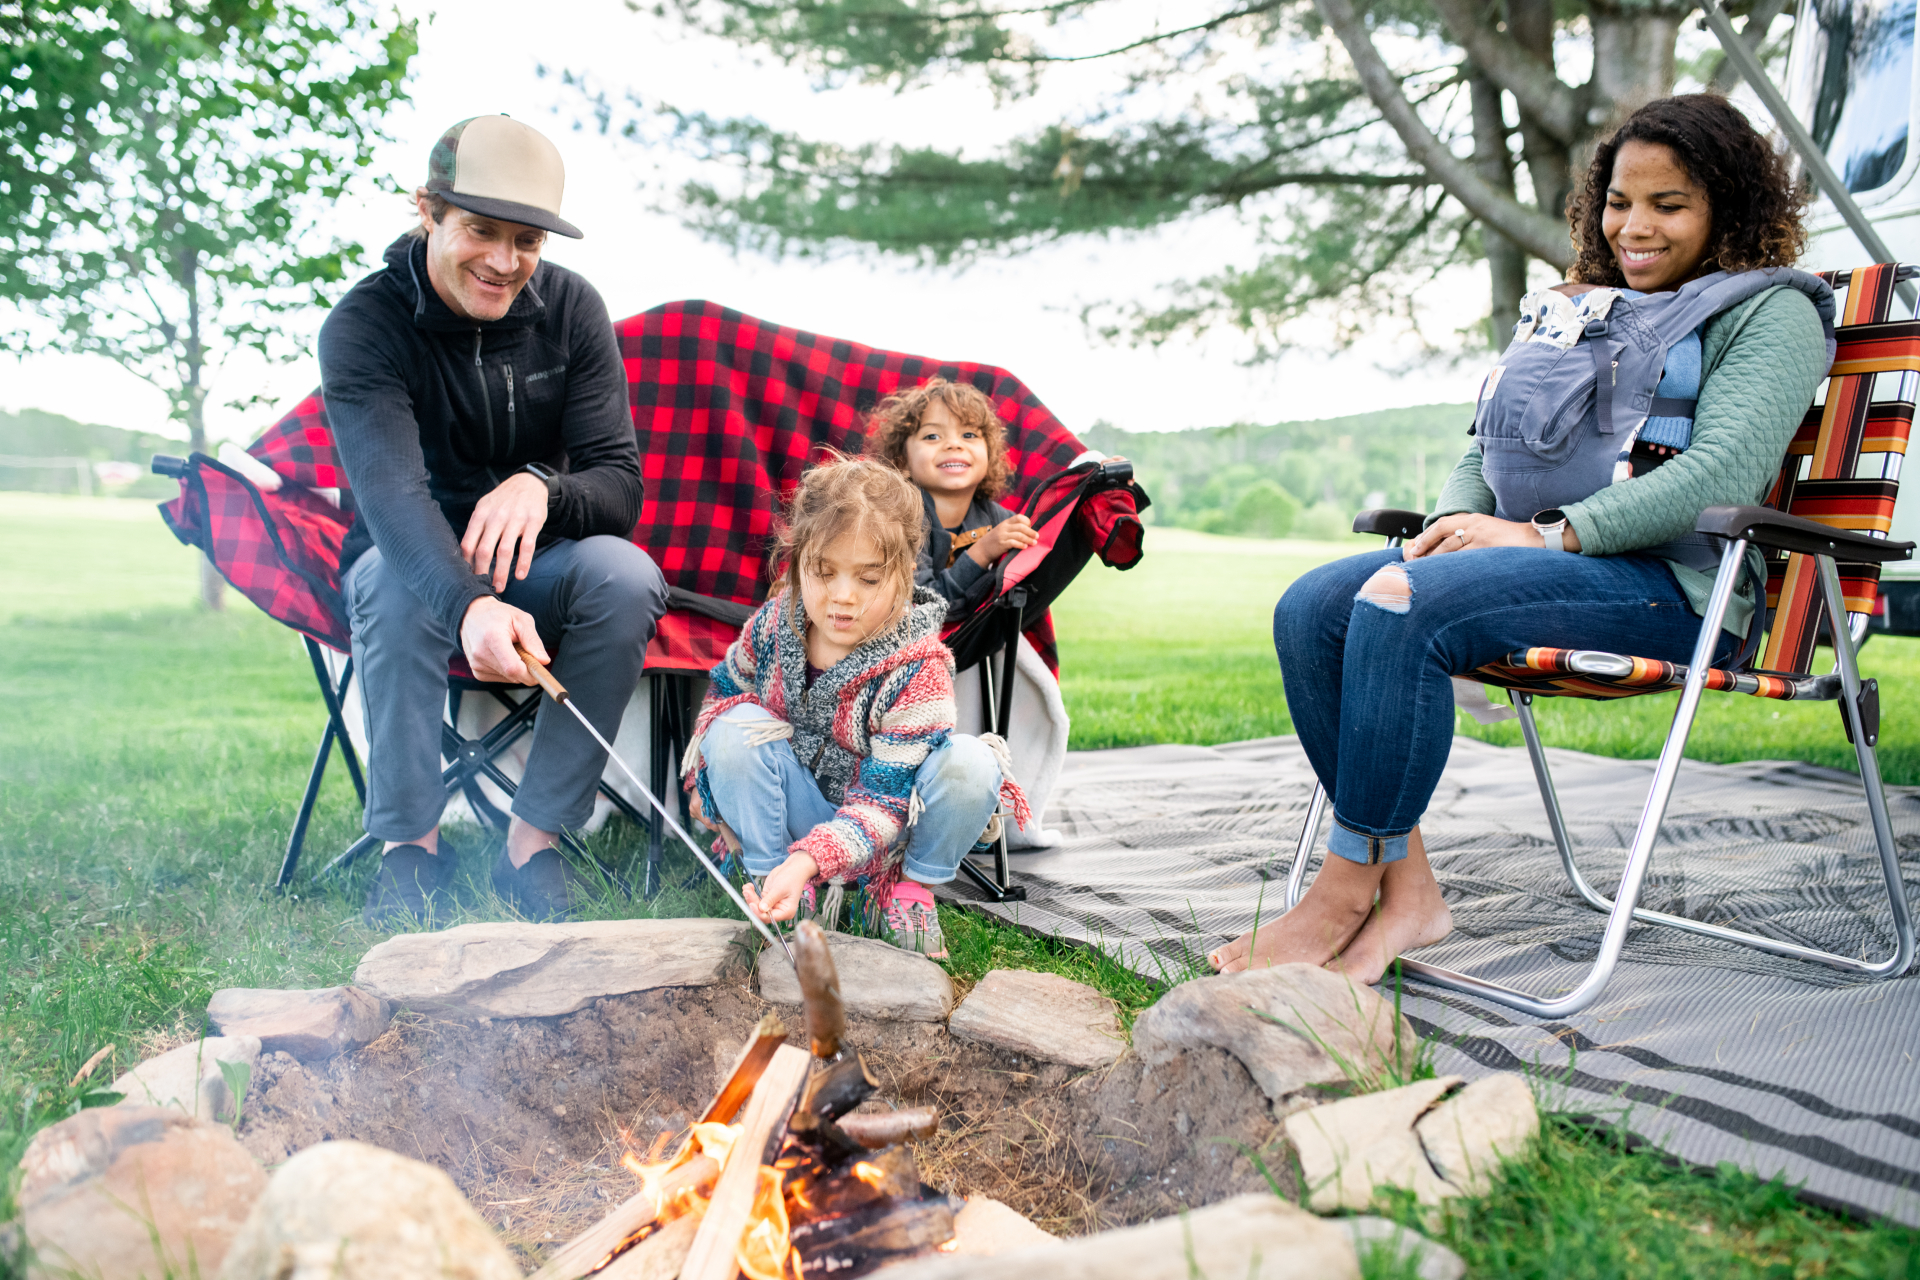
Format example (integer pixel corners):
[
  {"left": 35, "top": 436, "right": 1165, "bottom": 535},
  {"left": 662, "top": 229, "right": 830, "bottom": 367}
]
[
  {"left": 736, "top": 1164, "right": 798, "bottom": 1280},
  {"left": 619, "top": 1121, "right": 739, "bottom": 1220}
]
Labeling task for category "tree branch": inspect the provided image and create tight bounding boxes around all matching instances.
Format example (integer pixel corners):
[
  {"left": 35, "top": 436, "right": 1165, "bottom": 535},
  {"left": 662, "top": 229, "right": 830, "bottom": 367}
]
[
  {"left": 1008, "top": 1, "right": 1287, "bottom": 63},
  {"left": 1313, "top": 0, "right": 1571, "bottom": 266},
  {"left": 1423, "top": 0, "right": 1583, "bottom": 145}
]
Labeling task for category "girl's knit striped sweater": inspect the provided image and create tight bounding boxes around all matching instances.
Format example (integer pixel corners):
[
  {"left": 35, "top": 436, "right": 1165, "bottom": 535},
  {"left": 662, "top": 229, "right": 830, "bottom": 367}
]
[{"left": 684, "top": 586, "right": 1025, "bottom": 886}]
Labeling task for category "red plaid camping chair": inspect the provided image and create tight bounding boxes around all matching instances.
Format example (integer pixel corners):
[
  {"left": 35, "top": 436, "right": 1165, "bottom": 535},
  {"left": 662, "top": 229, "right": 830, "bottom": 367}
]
[
  {"left": 1283, "top": 262, "right": 1919, "bottom": 1016},
  {"left": 155, "top": 301, "right": 1146, "bottom": 900},
  {"left": 618, "top": 301, "right": 1147, "bottom": 900},
  {"left": 151, "top": 418, "right": 654, "bottom": 892}
]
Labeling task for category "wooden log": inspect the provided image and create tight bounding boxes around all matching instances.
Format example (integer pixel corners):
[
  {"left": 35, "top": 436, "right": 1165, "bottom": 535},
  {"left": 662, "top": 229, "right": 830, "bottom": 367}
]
[
  {"left": 525, "top": 1155, "right": 719, "bottom": 1280},
  {"left": 836, "top": 1108, "right": 938, "bottom": 1149},
  {"left": 593, "top": 1212, "right": 700, "bottom": 1280},
  {"left": 701, "top": 1011, "right": 790, "bottom": 1125},
  {"left": 793, "top": 920, "right": 845, "bottom": 1058},
  {"left": 858, "top": 1144, "right": 919, "bottom": 1199},
  {"left": 789, "top": 1196, "right": 960, "bottom": 1277},
  {"left": 680, "top": 1043, "right": 813, "bottom": 1280},
  {"left": 793, "top": 1055, "right": 878, "bottom": 1127}
]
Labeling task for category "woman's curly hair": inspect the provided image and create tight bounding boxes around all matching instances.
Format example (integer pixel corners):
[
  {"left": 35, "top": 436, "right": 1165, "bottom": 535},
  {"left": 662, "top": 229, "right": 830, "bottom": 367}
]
[
  {"left": 1568, "top": 94, "right": 1808, "bottom": 286},
  {"left": 864, "top": 377, "right": 1014, "bottom": 503}
]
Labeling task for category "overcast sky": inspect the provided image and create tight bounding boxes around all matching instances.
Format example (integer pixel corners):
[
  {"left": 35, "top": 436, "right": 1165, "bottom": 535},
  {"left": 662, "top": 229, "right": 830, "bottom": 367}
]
[{"left": 3, "top": 0, "right": 1615, "bottom": 443}]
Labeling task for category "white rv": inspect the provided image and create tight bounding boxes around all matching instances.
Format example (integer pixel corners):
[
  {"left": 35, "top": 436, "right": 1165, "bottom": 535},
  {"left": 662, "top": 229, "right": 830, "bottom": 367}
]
[{"left": 1785, "top": 0, "right": 1920, "bottom": 632}]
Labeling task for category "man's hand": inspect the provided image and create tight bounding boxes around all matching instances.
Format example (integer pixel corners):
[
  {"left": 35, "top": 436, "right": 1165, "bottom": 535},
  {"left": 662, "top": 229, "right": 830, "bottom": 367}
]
[
  {"left": 968, "top": 513, "right": 1038, "bottom": 566},
  {"left": 460, "top": 596, "right": 549, "bottom": 684},
  {"left": 742, "top": 851, "right": 819, "bottom": 922},
  {"left": 1404, "top": 512, "right": 1581, "bottom": 559},
  {"left": 461, "top": 471, "right": 550, "bottom": 591}
]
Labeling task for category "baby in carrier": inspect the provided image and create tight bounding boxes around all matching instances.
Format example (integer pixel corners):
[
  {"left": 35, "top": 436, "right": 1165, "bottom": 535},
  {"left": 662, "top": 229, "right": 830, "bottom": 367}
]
[
  {"left": 683, "top": 455, "right": 1028, "bottom": 957},
  {"left": 865, "top": 378, "right": 1038, "bottom": 618}
]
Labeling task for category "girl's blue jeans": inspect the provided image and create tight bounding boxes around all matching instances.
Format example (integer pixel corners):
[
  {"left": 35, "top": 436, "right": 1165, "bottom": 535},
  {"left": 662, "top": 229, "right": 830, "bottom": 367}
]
[
  {"left": 1275, "top": 546, "right": 1742, "bottom": 866},
  {"left": 700, "top": 703, "right": 1002, "bottom": 884}
]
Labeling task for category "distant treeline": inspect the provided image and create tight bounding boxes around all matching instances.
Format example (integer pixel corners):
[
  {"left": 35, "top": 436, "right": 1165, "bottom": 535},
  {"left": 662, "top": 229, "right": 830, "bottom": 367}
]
[
  {"left": 1081, "top": 403, "right": 1475, "bottom": 540},
  {"left": 0, "top": 408, "right": 185, "bottom": 497}
]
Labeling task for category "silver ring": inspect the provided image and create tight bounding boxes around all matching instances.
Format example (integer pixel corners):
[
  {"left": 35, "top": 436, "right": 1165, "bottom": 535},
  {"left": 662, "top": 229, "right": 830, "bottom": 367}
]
[{"left": 1452, "top": 528, "right": 1468, "bottom": 540}]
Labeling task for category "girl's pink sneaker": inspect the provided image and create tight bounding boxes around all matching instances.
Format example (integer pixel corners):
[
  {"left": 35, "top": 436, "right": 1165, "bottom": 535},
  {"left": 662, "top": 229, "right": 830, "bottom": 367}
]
[{"left": 877, "top": 881, "right": 946, "bottom": 958}]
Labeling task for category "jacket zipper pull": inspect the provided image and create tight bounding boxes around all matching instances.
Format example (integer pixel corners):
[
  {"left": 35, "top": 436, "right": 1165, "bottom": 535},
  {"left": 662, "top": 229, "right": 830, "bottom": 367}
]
[{"left": 507, "top": 365, "right": 515, "bottom": 414}]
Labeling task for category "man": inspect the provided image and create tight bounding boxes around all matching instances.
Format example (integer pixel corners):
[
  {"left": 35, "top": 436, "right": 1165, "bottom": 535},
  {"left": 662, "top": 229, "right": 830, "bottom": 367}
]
[{"left": 318, "top": 115, "right": 665, "bottom": 925}]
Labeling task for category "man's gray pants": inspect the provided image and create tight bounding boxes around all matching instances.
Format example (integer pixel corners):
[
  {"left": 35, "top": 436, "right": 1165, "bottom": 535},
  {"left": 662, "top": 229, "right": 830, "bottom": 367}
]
[{"left": 344, "top": 536, "right": 668, "bottom": 842}]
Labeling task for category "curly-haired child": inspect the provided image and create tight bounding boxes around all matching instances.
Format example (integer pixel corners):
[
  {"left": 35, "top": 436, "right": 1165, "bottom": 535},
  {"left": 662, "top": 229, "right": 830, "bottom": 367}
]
[
  {"left": 682, "top": 455, "right": 1029, "bottom": 956},
  {"left": 865, "top": 377, "right": 1038, "bottom": 618}
]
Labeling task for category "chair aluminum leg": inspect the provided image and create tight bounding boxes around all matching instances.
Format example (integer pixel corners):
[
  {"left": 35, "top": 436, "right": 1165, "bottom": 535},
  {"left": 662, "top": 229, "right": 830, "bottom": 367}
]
[{"left": 279, "top": 639, "right": 366, "bottom": 888}]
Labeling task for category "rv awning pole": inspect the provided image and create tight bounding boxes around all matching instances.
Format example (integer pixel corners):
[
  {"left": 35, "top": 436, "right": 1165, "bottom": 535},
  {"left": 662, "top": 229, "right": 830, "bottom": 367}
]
[{"left": 1701, "top": 0, "right": 1917, "bottom": 308}]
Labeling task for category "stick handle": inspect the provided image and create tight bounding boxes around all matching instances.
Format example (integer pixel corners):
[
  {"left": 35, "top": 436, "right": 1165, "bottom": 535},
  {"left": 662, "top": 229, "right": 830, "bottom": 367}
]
[{"left": 513, "top": 642, "right": 568, "bottom": 702}]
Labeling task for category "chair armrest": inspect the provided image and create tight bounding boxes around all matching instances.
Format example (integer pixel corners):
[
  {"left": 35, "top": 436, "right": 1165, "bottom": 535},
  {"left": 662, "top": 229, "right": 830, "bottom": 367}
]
[
  {"left": 1352, "top": 508, "right": 1427, "bottom": 539},
  {"left": 1695, "top": 505, "right": 1914, "bottom": 563}
]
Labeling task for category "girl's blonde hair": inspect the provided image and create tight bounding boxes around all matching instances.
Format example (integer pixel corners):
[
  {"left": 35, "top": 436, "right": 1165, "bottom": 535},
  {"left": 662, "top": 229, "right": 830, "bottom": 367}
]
[
  {"left": 865, "top": 377, "right": 1014, "bottom": 503},
  {"left": 776, "top": 454, "right": 926, "bottom": 636}
]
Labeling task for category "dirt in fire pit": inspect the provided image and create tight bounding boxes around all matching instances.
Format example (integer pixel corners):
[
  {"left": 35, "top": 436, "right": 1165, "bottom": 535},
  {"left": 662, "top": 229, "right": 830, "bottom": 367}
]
[{"left": 238, "top": 983, "right": 1297, "bottom": 1266}]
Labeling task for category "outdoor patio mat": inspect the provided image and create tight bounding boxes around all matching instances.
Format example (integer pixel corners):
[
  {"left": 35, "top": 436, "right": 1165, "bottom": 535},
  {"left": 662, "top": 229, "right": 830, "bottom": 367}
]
[{"left": 939, "top": 735, "right": 1920, "bottom": 1226}]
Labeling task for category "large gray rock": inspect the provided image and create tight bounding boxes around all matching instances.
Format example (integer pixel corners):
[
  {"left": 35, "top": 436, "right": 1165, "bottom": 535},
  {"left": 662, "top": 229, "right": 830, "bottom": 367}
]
[
  {"left": 943, "top": 1196, "right": 1061, "bottom": 1256},
  {"left": 1131, "top": 963, "right": 1418, "bottom": 1103},
  {"left": 353, "top": 918, "right": 752, "bottom": 1019},
  {"left": 947, "top": 970, "right": 1122, "bottom": 1069},
  {"left": 217, "top": 1139, "right": 520, "bottom": 1280},
  {"left": 109, "top": 1036, "right": 261, "bottom": 1122},
  {"left": 879, "top": 1193, "right": 1358, "bottom": 1279},
  {"left": 1416, "top": 1072, "right": 1539, "bottom": 1196},
  {"left": 758, "top": 929, "right": 953, "bottom": 1022},
  {"left": 18, "top": 1105, "right": 267, "bottom": 1280},
  {"left": 1336, "top": 1218, "right": 1467, "bottom": 1280},
  {"left": 1284, "top": 1076, "right": 1463, "bottom": 1213},
  {"left": 208, "top": 986, "right": 390, "bottom": 1060}
]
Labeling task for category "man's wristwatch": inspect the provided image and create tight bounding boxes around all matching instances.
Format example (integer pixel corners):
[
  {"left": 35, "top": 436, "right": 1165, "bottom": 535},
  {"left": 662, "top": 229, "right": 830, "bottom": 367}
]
[
  {"left": 1532, "top": 508, "right": 1569, "bottom": 553},
  {"left": 522, "top": 460, "right": 561, "bottom": 500}
]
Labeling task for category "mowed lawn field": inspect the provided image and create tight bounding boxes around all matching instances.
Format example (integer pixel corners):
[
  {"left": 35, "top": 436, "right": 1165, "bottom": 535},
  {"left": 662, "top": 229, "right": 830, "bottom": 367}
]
[{"left": 2, "top": 493, "right": 1916, "bottom": 1278}]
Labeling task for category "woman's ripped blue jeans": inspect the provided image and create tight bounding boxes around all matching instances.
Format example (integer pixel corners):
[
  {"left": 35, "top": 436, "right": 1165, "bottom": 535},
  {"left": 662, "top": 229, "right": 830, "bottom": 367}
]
[{"left": 1274, "top": 546, "right": 1741, "bottom": 866}]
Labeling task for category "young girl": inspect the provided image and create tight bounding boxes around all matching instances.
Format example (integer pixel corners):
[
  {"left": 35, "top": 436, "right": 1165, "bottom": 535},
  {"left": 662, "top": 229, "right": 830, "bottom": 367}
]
[
  {"left": 866, "top": 378, "right": 1038, "bottom": 618},
  {"left": 683, "top": 455, "right": 1028, "bottom": 956}
]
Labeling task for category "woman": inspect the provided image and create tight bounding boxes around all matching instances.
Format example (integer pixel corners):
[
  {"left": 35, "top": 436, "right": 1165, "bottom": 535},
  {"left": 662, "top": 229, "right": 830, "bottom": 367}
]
[{"left": 1211, "top": 95, "right": 1831, "bottom": 980}]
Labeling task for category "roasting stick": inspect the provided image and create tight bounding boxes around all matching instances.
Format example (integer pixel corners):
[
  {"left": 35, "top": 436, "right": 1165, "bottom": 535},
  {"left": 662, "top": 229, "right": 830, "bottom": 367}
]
[{"left": 512, "top": 644, "right": 794, "bottom": 967}]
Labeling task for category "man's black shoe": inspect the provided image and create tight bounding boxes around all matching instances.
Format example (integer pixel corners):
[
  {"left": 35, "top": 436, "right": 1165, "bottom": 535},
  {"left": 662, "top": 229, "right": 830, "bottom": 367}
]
[
  {"left": 362, "top": 843, "right": 457, "bottom": 929},
  {"left": 491, "top": 846, "right": 589, "bottom": 921}
]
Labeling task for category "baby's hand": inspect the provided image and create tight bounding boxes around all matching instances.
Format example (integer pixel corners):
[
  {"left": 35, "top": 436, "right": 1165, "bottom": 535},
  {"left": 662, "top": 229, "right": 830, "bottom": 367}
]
[
  {"left": 972, "top": 514, "right": 1038, "bottom": 564},
  {"left": 743, "top": 851, "right": 819, "bottom": 922}
]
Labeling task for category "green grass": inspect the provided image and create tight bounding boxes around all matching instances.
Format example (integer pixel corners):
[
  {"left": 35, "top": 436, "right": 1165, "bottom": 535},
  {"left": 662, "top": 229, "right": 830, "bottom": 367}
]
[
  {"left": 1367, "top": 1116, "right": 1919, "bottom": 1279},
  {"left": 3, "top": 495, "right": 1918, "bottom": 1278}
]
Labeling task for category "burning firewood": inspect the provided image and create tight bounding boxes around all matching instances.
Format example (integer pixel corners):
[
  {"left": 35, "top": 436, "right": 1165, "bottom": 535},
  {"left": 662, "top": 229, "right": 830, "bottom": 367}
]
[
  {"left": 702, "top": 1012, "right": 791, "bottom": 1125},
  {"left": 681, "top": 1044, "right": 814, "bottom": 1280},
  {"left": 527, "top": 1155, "right": 720, "bottom": 1280},
  {"left": 836, "top": 1108, "right": 939, "bottom": 1149},
  {"left": 791, "top": 921, "right": 844, "bottom": 1059}
]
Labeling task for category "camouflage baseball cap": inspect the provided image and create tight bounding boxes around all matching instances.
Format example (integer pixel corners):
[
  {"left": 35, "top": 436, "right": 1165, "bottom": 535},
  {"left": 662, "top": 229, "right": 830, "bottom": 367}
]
[{"left": 426, "top": 115, "right": 582, "bottom": 239}]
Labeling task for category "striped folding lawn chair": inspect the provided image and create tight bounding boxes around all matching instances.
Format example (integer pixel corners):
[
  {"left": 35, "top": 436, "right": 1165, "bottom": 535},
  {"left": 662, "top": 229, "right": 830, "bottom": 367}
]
[
  {"left": 155, "top": 301, "right": 1145, "bottom": 901},
  {"left": 1283, "top": 262, "right": 1920, "bottom": 1017}
]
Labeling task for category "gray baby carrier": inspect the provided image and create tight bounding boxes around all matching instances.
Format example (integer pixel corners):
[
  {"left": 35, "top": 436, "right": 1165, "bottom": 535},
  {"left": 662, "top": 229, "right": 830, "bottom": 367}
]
[{"left": 1473, "top": 267, "right": 1836, "bottom": 572}]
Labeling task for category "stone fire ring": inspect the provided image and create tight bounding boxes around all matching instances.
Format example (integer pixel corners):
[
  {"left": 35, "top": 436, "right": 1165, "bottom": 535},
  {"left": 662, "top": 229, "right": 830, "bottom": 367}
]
[{"left": 13, "top": 918, "right": 1502, "bottom": 1280}]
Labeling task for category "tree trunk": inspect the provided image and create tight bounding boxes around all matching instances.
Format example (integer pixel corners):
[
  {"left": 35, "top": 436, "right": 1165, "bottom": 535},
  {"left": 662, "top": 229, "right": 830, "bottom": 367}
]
[
  {"left": 181, "top": 247, "right": 224, "bottom": 612},
  {"left": 1471, "top": 71, "right": 1528, "bottom": 346},
  {"left": 1506, "top": 0, "right": 1574, "bottom": 227},
  {"left": 1588, "top": 1, "right": 1684, "bottom": 119}
]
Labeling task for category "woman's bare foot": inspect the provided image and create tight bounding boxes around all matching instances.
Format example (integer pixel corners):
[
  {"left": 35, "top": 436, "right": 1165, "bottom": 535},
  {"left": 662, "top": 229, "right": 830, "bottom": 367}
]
[
  {"left": 1326, "top": 830, "right": 1453, "bottom": 985},
  {"left": 1210, "top": 856, "right": 1387, "bottom": 973}
]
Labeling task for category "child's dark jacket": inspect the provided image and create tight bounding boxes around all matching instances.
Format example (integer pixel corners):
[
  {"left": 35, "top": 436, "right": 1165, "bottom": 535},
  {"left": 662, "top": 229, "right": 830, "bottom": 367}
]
[{"left": 917, "top": 489, "right": 1013, "bottom": 619}]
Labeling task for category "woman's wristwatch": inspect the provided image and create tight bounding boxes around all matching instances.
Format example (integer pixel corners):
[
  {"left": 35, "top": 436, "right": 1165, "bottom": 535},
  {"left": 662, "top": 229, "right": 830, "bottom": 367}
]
[{"left": 1531, "top": 508, "right": 1569, "bottom": 552}]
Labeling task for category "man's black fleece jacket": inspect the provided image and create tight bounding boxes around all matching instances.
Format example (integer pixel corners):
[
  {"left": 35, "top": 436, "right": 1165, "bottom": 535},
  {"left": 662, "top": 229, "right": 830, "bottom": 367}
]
[{"left": 317, "top": 235, "right": 643, "bottom": 641}]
